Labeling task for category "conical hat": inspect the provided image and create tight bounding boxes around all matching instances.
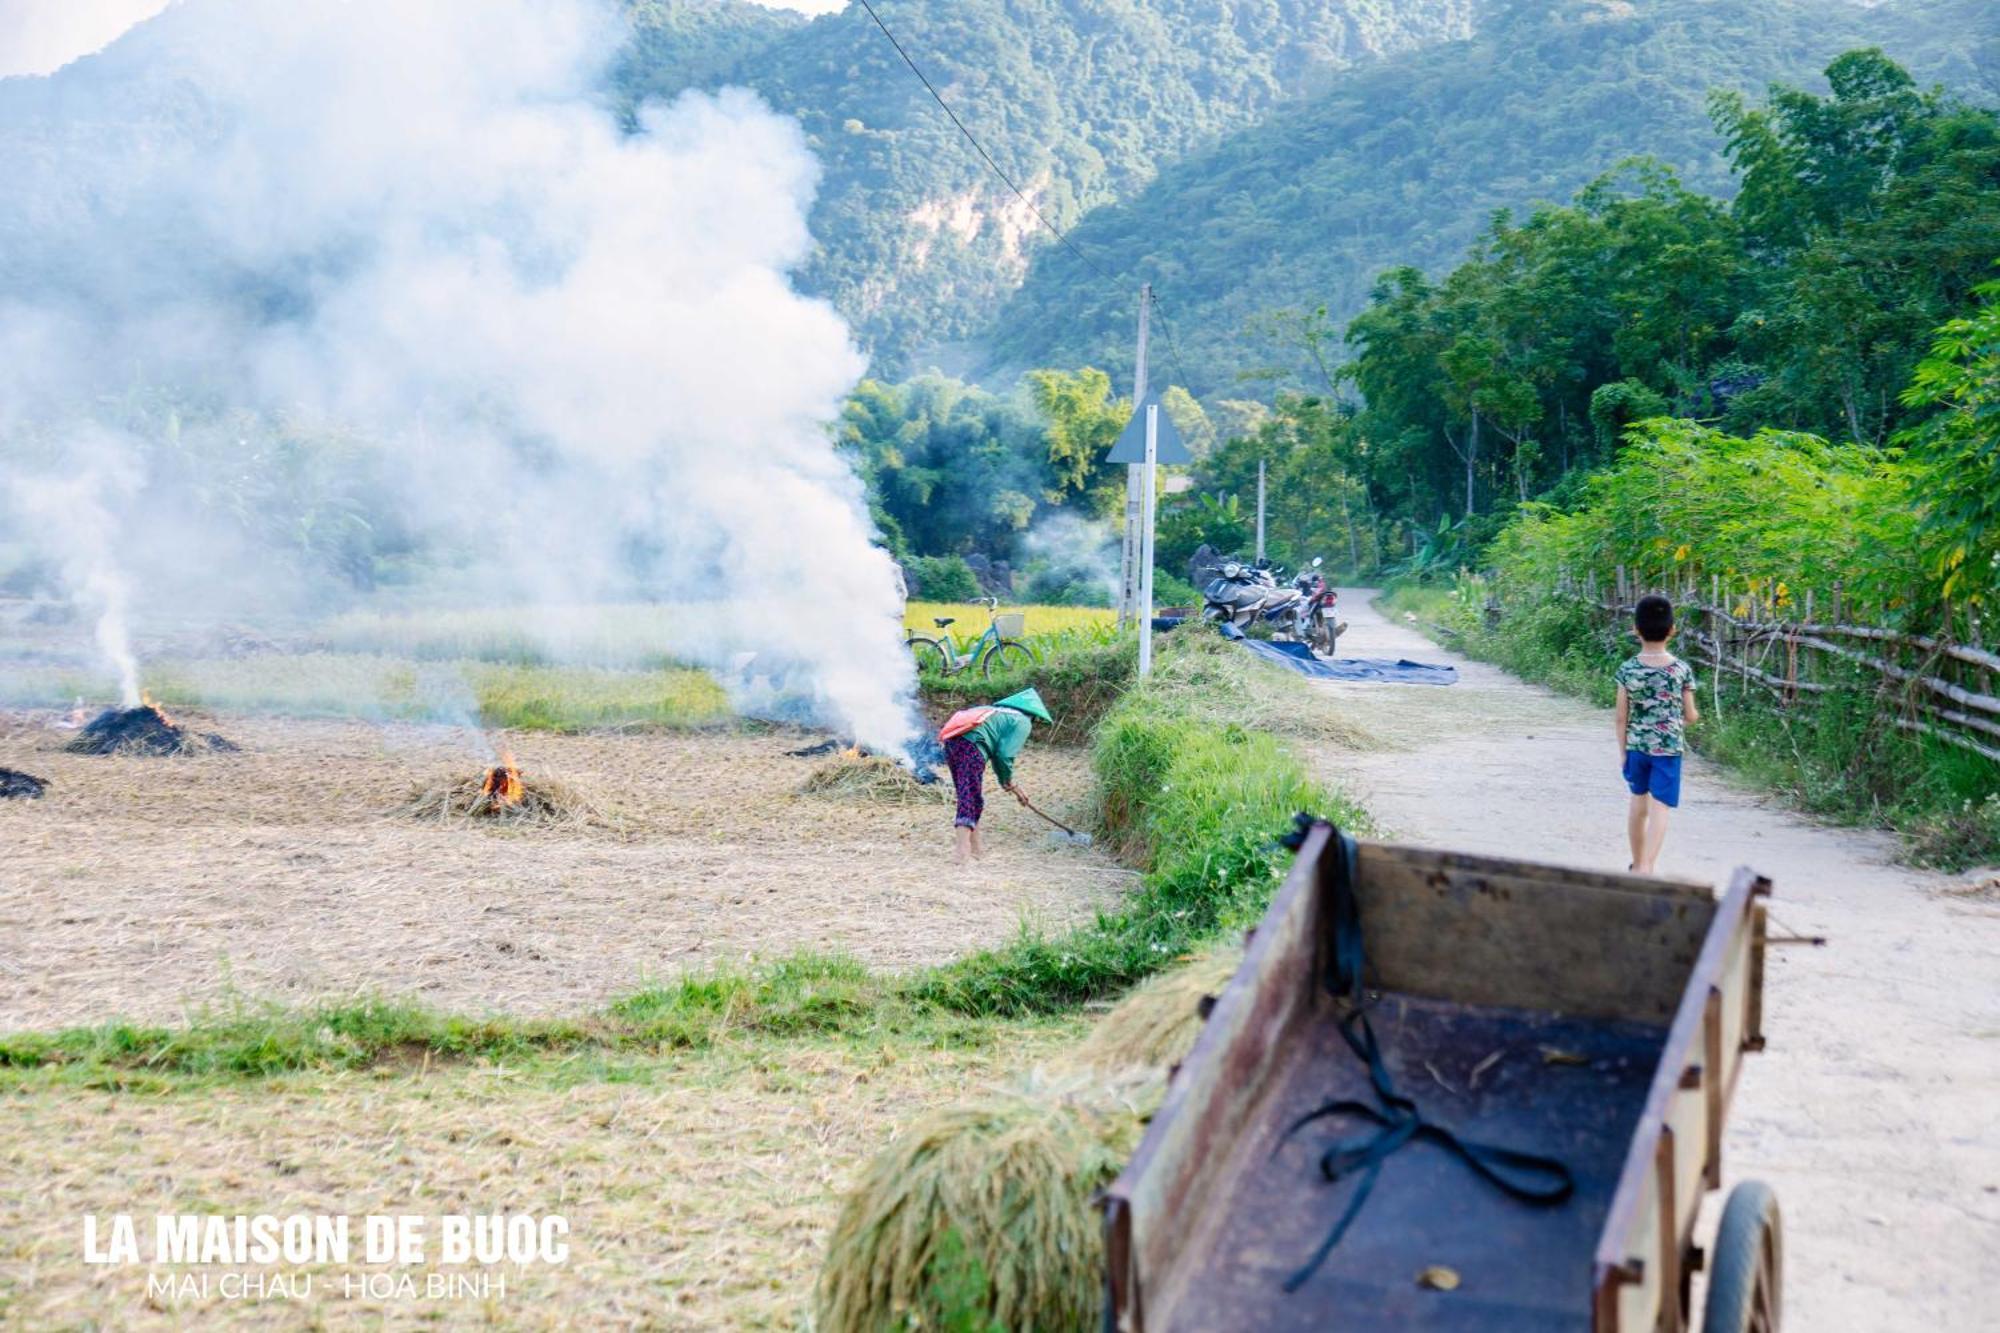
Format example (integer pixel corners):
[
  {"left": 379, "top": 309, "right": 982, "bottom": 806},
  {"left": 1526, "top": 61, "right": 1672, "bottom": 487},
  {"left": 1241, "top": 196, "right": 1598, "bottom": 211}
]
[{"left": 991, "top": 686, "right": 1053, "bottom": 723}]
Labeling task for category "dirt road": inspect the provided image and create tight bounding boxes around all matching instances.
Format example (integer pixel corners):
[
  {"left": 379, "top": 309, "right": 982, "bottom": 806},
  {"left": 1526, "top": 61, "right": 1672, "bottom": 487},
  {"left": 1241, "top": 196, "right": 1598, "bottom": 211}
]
[{"left": 1308, "top": 589, "right": 1999, "bottom": 1332}]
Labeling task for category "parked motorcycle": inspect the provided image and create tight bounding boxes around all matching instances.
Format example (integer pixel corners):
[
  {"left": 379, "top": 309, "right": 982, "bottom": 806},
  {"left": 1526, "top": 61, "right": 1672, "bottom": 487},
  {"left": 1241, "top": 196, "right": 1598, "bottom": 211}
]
[
  {"left": 1202, "top": 560, "right": 1301, "bottom": 631},
  {"left": 1287, "top": 558, "right": 1348, "bottom": 655}
]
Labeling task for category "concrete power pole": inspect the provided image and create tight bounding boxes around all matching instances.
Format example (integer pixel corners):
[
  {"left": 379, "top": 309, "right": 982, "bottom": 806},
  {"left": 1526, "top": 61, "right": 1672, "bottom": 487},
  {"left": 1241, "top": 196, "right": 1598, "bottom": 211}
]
[
  {"left": 1117, "top": 285, "right": 1151, "bottom": 631},
  {"left": 1138, "top": 398, "right": 1160, "bottom": 678},
  {"left": 1255, "top": 458, "right": 1267, "bottom": 563}
]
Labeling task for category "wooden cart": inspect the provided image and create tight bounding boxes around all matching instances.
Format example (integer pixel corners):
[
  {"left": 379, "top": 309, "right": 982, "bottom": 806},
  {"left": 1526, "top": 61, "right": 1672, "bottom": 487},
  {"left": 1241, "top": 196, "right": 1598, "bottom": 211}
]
[{"left": 1102, "top": 824, "right": 1780, "bottom": 1332}]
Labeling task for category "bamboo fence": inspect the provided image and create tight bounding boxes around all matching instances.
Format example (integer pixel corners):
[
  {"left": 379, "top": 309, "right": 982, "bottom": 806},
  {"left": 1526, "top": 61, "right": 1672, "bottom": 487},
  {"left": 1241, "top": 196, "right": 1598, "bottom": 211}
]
[{"left": 1546, "top": 565, "right": 2000, "bottom": 767}]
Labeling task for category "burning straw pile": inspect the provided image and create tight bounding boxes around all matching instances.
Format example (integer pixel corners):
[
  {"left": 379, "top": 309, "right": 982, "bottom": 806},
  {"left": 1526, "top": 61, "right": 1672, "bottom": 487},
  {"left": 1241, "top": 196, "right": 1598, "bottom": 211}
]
[
  {"left": 401, "top": 753, "right": 595, "bottom": 825},
  {"left": 65, "top": 701, "right": 238, "bottom": 756},
  {"left": 798, "top": 751, "right": 945, "bottom": 806}
]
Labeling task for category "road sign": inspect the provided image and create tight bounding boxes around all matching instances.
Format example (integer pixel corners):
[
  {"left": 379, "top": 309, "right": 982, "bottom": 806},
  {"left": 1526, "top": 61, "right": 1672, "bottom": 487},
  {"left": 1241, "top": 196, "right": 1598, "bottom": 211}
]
[{"left": 1107, "top": 393, "right": 1191, "bottom": 464}]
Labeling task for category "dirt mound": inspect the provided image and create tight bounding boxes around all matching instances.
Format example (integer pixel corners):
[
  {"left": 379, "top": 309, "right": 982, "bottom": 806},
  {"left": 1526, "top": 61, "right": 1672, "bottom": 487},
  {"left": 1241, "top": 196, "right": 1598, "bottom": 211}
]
[
  {"left": 0, "top": 767, "right": 48, "bottom": 799},
  {"left": 64, "top": 705, "right": 239, "bottom": 756}
]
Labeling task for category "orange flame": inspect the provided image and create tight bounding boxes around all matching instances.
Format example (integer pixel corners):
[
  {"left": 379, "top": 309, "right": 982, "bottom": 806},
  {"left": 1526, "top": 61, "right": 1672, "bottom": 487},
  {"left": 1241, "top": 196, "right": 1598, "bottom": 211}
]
[
  {"left": 842, "top": 745, "right": 866, "bottom": 760},
  {"left": 141, "top": 691, "right": 178, "bottom": 727},
  {"left": 482, "top": 751, "right": 525, "bottom": 806}
]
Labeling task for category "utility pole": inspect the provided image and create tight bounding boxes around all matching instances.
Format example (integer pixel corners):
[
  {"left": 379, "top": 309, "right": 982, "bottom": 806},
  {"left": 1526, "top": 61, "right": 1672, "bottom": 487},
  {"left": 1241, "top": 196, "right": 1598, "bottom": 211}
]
[
  {"left": 1138, "top": 395, "right": 1159, "bottom": 678},
  {"left": 1255, "top": 458, "right": 1267, "bottom": 563},
  {"left": 1117, "top": 285, "right": 1151, "bottom": 631}
]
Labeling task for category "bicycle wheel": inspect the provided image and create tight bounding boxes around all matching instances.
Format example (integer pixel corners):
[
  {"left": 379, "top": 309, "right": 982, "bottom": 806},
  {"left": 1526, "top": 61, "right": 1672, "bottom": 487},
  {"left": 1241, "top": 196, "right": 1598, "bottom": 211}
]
[
  {"left": 980, "top": 639, "right": 1037, "bottom": 679},
  {"left": 908, "top": 637, "right": 950, "bottom": 676}
]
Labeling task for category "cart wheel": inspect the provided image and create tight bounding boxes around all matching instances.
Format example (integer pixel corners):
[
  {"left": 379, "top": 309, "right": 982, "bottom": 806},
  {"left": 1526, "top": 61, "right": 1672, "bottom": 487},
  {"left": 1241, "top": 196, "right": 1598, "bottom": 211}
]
[{"left": 1702, "top": 1181, "right": 1782, "bottom": 1332}]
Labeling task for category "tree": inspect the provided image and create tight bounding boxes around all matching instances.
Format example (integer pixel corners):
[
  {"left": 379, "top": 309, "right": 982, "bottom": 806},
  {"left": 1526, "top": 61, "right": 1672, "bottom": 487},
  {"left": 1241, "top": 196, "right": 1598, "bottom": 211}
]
[
  {"left": 1898, "top": 279, "right": 2000, "bottom": 608},
  {"left": 1027, "top": 368, "right": 1129, "bottom": 518}
]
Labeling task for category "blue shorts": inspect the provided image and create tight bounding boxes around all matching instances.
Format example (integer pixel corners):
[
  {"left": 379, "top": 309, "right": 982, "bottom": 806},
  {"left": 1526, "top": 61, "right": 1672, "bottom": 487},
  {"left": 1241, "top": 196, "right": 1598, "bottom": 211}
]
[{"left": 1623, "top": 751, "right": 1683, "bottom": 807}]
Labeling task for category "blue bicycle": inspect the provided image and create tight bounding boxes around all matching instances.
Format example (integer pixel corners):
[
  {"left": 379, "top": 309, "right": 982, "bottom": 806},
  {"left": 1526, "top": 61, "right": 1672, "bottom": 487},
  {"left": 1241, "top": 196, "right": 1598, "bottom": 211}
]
[{"left": 905, "top": 597, "right": 1037, "bottom": 678}]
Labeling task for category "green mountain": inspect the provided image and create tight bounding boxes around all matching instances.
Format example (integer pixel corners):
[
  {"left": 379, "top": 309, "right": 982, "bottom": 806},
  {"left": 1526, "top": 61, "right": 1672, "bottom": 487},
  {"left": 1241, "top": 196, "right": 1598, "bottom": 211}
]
[
  {"left": 671, "top": 0, "right": 1490, "bottom": 370},
  {"left": 612, "top": 0, "right": 804, "bottom": 107},
  {"left": 986, "top": 0, "right": 1999, "bottom": 395}
]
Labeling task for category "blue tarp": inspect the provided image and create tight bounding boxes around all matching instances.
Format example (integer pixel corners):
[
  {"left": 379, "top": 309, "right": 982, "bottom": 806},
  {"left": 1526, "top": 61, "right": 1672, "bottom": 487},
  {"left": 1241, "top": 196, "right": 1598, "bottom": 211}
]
[{"left": 1237, "top": 637, "right": 1459, "bottom": 686}]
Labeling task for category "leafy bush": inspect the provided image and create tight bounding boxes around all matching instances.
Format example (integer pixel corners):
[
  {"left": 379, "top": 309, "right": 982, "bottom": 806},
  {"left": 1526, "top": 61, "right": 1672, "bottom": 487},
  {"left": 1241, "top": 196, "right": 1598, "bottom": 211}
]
[
  {"left": 1484, "top": 420, "right": 1920, "bottom": 620},
  {"left": 1150, "top": 570, "right": 1202, "bottom": 609},
  {"left": 908, "top": 555, "right": 981, "bottom": 602}
]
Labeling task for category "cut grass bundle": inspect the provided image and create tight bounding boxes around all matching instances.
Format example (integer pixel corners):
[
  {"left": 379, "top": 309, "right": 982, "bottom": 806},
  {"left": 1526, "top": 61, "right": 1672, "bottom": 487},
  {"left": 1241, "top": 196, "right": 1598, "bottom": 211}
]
[
  {"left": 1068, "top": 948, "right": 1243, "bottom": 1074},
  {"left": 799, "top": 755, "right": 948, "bottom": 805},
  {"left": 815, "top": 1071, "right": 1156, "bottom": 1333}
]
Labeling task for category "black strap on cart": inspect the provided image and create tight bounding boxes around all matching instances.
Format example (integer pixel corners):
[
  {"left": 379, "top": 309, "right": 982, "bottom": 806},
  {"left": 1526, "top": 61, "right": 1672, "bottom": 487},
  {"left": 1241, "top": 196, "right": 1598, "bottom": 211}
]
[{"left": 1275, "top": 818, "right": 1577, "bottom": 1293}]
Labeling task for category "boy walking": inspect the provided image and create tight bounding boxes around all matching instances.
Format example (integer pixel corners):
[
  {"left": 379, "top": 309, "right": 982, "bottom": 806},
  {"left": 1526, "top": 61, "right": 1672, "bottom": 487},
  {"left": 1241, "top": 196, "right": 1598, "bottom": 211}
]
[{"left": 1614, "top": 595, "right": 1700, "bottom": 874}]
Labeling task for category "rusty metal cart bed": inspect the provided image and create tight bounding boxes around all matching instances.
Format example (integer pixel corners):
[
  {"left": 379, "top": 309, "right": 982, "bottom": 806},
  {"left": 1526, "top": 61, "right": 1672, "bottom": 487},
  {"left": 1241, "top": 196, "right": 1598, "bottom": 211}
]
[{"left": 1103, "top": 824, "right": 1780, "bottom": 1333}]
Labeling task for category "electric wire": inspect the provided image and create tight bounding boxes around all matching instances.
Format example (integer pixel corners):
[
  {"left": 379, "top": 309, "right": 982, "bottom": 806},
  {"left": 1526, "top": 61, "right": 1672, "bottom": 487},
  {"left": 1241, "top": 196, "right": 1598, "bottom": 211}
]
[
  {"left": 852, "top": 0, "right": 1220, "bottom": 396},
  {"left": 852, "top": 0, "right": 1118, "bottom": 286},
  {"left": 1150, "top": 296, "right": 1198, "bottom": 398}
]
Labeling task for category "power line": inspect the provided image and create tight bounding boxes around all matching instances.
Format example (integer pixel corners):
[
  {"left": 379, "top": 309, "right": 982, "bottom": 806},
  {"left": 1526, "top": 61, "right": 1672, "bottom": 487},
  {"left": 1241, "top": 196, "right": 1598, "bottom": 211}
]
[
  {"left": 852, "top": 1, "right": 1221, "bottom": 397},
  {"left": 851, "top": 0, "right": 1117, "bottom": 285},
  {"left": 1150, "top": 296, "right": 1198, "bottom": 396}
]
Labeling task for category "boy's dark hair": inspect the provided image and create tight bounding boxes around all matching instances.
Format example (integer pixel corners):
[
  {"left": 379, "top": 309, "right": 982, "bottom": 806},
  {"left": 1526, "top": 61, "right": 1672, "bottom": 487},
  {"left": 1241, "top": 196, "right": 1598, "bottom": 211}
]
[{"left": 1634, "top": 594, "right": 1675, "bottom": 641}]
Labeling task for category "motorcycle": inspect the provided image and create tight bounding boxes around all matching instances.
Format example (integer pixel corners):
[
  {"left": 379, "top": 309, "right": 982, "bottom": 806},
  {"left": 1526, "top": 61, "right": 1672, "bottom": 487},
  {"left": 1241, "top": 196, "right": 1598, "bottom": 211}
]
[
  {"left": 1202, "top": 558, "right": 1303, "bottom": 633},
  {"left": 1287, "top": 558, "right": 1348, "bottom": 655}
]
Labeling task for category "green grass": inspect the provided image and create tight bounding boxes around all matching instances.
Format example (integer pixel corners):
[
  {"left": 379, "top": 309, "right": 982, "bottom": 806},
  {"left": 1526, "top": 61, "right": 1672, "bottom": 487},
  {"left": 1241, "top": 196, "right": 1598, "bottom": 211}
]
[
  {"left": 0, "top": 955, "right": 1037, "bottom": 1091},
  {"left": 0, "top": 652, "right": 732, "bottom": 731},
  {"left": 1, "top": 630, "right": 1373, "bottom": 1084},
  {"left": 1381, "top": 578, "right": 2000, "bottom": 869}
]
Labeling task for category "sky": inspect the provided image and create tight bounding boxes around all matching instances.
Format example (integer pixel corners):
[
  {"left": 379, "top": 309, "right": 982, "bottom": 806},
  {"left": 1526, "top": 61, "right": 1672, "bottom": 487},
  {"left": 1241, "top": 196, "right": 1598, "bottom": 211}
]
[
  {"left": 0, "top": 0, "right": 847, "bottom": 80},
  {"left": 0, "top": 0, "right": 167, "bottom": 77}
]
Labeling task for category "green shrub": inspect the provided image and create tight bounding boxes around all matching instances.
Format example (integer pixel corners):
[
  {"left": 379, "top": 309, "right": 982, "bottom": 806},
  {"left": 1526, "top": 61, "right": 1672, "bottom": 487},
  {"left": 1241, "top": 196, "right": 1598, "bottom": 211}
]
[
  {"left": 1021, "top": 565, "right": 1114, "bottom": 606},
  {"left": 919, "top": 632, "right": 1136, "bottom": 747},
  {"left": 909, "top": 555, "right": 982, "bottom": 602},
  {"left": 1149, "top": 570, "right": 1202, "bottom": 609}
]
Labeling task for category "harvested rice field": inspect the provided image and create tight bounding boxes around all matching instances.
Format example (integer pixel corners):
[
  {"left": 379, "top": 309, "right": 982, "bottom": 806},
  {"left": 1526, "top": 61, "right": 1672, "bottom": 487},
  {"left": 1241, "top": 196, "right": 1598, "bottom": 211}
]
[
  {"left": 0, "top": 1023, "right": 1083, "bottom": 1330},
  {"left": 0, "top": 711, "right": 1132, "bottom": 1031}
]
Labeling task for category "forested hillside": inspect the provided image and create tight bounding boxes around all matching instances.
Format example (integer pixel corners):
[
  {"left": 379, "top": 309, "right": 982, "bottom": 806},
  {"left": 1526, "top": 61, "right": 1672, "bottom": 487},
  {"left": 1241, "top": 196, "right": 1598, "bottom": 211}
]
[
  {"left": 612, "top": 0, "right": 804, "bottom": 106},
  {"left": 633, "top": 0, "right": 1488, "bottom": 370},
  {"left": 992, "top": 0, "right": 1998, "bottom": 393}
]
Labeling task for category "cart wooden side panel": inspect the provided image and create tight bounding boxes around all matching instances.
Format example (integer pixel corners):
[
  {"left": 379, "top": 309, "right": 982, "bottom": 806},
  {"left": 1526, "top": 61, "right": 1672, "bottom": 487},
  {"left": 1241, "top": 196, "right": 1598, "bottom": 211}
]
[
  {"left": 1591, "top": 868, "right": 1771, "bottom": 1333},
  {"left": 1103, "top": 823, "right": 1337, "bottom": 1331}
]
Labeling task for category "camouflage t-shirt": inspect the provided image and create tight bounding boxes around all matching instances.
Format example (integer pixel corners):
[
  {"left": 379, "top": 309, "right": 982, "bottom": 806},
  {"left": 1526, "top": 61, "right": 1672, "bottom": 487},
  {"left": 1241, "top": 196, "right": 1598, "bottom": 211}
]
[{"left": 1616, "top": 656, "right": 1696, "bottom": 756}]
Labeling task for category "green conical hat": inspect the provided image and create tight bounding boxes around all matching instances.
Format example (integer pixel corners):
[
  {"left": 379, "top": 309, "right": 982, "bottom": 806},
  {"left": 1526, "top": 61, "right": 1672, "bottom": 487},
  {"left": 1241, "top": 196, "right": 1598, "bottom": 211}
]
[{"left": 992, "top": 687, "right": 1053, "bottom": 723}]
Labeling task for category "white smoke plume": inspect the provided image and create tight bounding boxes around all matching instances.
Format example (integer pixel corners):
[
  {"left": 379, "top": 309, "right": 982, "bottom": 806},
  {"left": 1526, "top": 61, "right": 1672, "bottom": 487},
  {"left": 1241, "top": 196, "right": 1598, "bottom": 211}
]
[
  {"left": 0, "top": 0, "right": 916, "bottom": 749},
  {"left": 8, "top": 439, "right": 143, "bottom": 707}
]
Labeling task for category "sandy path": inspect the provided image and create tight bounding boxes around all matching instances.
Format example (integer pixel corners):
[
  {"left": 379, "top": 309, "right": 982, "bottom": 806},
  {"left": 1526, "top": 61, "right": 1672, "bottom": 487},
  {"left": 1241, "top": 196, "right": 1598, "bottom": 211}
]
[{"left": 1306, "top": 590, "right": 2000, "bottom": 1332}]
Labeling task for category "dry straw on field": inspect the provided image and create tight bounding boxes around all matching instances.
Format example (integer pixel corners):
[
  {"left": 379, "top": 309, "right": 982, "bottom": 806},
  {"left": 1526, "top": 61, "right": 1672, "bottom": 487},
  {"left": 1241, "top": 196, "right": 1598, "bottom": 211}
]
[
  {"left": 815, "top": 1071, "right": 1157, "bottom": 1333},
  {"left": 799, "top": 755, "right": 948, "bottom": 805}
]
